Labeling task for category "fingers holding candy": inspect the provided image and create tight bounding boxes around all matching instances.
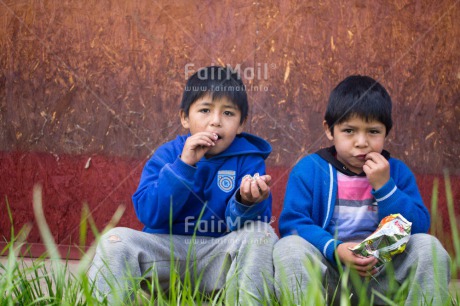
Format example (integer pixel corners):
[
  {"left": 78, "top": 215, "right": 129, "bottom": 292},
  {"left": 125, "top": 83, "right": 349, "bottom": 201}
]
[{"left": 239, "top": 173, "right": 271, "bottom": 205}]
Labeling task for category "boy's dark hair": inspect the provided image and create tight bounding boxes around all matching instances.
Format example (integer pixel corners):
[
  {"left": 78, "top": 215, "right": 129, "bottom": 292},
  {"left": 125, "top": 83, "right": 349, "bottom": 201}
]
[
  {"left": 180, "top": 66, "right": 248, "bottom": 124},
  {"left": 325, "top": 75, "right": 393, "bottom": 136}
]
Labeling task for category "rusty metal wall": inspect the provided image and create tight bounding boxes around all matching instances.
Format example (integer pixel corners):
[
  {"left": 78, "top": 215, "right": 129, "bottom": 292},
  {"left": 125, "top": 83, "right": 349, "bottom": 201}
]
[
  {"left": 2, "top": 0, "right": 459, "bottom": 170},
  {"left": 0, "top": 0, "right": 459, "bottom": 252}
]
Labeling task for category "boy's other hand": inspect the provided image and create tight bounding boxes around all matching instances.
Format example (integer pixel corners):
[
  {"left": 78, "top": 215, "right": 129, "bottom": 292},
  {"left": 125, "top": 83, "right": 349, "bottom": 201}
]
[
  {"left": 181, "top": 132, "right": 218, "bottom": 166},
  {"left": 336, "top": 243, "right": 379, "bottom": 277},
  {"left": 363, "top": 152, "right": 390, "bottom": 190},
  {"left": 239, "top": 174, "right": 271, "bottom": 205}
]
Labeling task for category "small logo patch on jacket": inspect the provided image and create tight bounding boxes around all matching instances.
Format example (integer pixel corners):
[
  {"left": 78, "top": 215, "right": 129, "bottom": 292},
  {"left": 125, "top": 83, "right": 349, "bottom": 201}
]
[{"left": 217, "top": 170, "right": 236, "bottom": 192}]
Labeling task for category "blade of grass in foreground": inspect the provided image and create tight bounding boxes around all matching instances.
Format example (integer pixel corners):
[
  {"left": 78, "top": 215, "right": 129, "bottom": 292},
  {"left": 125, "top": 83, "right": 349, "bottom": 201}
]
[
  {"left": 33, "top": 184, "right": 67, "bottom": 301},
  {"left": 76, "top": 202, "right": 125, "bottom": 275},
  {"left": 1, "top": 196, "right": 32, "bottom": 302},
  {"left": 430, "top": 178, "right": 441, "bottom": 237},
  {"left": 444, "top": 171, "right": 460, "bottom": 274},
  {"left": 76, "top": 197, "right": 125, "bottom": 304}
]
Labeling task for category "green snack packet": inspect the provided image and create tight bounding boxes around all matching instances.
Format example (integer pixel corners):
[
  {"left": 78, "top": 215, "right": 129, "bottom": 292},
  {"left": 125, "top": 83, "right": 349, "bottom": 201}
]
[{"left": 349, "top": 214, "right": 412, "bottom": 267}]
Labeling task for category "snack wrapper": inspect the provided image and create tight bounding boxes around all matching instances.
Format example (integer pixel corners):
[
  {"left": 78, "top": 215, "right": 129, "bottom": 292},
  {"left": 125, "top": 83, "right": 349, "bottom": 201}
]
[{"left": 349, "top": 214, "right": 412, "bottom": 267}]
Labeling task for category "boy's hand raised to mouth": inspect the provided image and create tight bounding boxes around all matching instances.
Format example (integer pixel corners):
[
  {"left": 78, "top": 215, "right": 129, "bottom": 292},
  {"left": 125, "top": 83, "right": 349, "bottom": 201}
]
[
  {"left": 363, "top": 152, "right": 390, "bottom": 190},
  {"left": 181, "top": 132, "right": 218, "bottom": 166}
]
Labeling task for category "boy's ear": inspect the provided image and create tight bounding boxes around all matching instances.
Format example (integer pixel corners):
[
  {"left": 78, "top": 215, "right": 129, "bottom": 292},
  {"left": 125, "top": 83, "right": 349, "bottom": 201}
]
[
  {"left": 323, "top": 120, "right": 334, "bottom": 141},
  {"left": 180, "top": 110, "right": 190, "bottom": 129}
]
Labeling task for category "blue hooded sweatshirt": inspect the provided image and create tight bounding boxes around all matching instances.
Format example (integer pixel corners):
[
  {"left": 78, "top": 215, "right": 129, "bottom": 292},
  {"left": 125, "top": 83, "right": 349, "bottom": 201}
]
[
  {"left": 132, "top": 132, "right": 272, "bottom": 237},
  {"left": 279, "top": 147, "right": 430, "bottom": 264}
]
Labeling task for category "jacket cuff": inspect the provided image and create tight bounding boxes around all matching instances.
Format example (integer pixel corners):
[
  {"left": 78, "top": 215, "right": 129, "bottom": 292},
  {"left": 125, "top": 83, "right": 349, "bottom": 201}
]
[
  {"left": 372, "top": 178, "right": 398, "bottom": 203},
  {"left": 324, "top": 239, "right": 342, "bottom": 264},
  {"left": 170, "top": 156, "right": 196, "bottom": 180},
  {"left": 232, "top": 188, "right": 267, "bottom": 216}
]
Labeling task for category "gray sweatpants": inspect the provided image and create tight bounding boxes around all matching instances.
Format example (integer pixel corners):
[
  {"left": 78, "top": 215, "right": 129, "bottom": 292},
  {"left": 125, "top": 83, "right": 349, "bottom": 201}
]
[
  {"left": 273, "top": 234, "right": 451, "bottom": 305},
  {"left": 88, "top": 221, "right": 278, "bottom": 305}
]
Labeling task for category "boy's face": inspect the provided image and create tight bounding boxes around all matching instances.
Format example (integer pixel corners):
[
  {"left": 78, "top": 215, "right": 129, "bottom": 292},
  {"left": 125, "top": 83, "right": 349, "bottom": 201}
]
[
  {"left": 180, "top": 94, "right": 244, "bottom": 157},
  {"left": 324, "top": 116, "right": 386, "bottom": 174}
]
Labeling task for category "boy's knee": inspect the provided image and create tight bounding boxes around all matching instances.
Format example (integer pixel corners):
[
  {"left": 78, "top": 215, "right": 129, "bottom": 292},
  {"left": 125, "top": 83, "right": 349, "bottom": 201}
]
[
  {"left": 97, "top": 227, "right": 132, "bottom": 254},
  {"left": 274, "top": 235, "right": 297, "bottom": 257},
  {"left": 408, "top": 234, "right": 450, "bottom": 264},
  {"left": 239, "top": 221, "right": 278, "bottom": 241},
  {"left": 274, "top": 235, "right": 314, "bottom": 261},
  {"left": 409, "top": 234, "right": 443, "bottom": 251}
]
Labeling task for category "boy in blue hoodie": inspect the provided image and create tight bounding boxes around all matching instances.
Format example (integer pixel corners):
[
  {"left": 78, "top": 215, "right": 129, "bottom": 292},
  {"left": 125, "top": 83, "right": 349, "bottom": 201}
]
[
  {"left": 274, "top": 75, "right": 451, "bottom": 305},
  {"left": 89, "top": 66, "right": 278, "bottom": 304}
]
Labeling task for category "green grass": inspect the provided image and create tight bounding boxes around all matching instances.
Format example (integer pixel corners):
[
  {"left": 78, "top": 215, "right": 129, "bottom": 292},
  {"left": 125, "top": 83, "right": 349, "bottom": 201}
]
[{"left": 1, "top": 174, "right": 459, "bottom": 305}]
